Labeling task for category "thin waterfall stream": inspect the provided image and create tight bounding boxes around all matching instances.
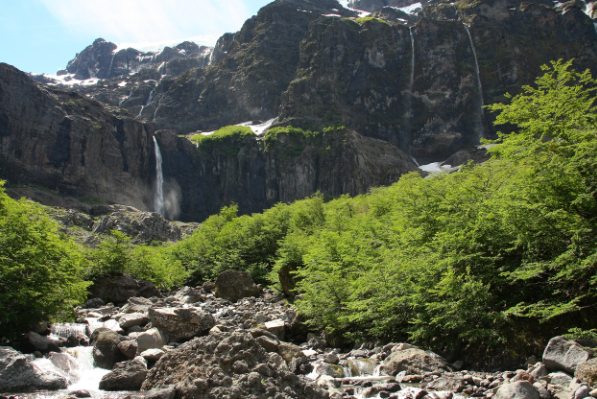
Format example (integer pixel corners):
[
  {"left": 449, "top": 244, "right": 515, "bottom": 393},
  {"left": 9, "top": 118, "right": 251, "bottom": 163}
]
[
  {"left": 153, "top": 136, "right": 165, "bottom": 216},
  {"left": 464, "top": 24, "right": 485, "bottom": 138}
]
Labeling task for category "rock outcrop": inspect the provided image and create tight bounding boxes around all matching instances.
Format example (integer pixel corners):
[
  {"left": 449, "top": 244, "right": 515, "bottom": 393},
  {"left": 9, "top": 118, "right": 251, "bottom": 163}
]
[
  {"left": 141, "top": 332, "right": 329, "bottom": 398},
  {"left": 543, "top": 336, "right": 591, "bottom": 374}
]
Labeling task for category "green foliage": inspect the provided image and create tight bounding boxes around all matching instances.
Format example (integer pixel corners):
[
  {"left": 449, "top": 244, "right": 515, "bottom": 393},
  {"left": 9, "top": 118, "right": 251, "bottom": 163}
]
[
  {"left": 355, "top": 17, "right": 389, "bottom": 25},
  {"left": 189, "top": 125, "right": 255, "bottom": 145},
  {"left": 0, "top": 182, "right": 90, "bottom": 339},
  {"left": 87, "top": 230, "right": 186, "bottom": 290},
  {"left": 167, "top": 59, "right": 597, "bottom": 354}
]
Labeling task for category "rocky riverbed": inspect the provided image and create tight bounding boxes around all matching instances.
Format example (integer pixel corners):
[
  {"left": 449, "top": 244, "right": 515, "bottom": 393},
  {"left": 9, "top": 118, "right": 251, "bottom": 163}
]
[{"left": 2, "top": 270, "right": 597, "bottom": 399}]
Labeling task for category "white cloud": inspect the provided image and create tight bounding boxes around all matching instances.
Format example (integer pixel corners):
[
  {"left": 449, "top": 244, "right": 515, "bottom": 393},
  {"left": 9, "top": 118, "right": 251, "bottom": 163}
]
[{"left": 39, "top": 0, "right": 251, "bottom": 45}]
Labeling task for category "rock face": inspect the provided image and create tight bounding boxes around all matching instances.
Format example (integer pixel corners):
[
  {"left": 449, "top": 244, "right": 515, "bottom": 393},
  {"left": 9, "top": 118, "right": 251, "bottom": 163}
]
[
  {"left": 148, "top": 307, "right": 216, "bottom": 342},
  {"left": 99, "top": 359, "right": 148, "bottom": 391},
  {"left": 141, "top": 332, "right": 328, "bottom": 399},
  {"left": 383, "top": 348, "right": 452, "bottom": 375},
  {"left": 543, "top": 336, "right": 591, "bottom": 374},
  {"left": 215, "top": 270, "right": 262, "bottom": 303},
  {"left": 0, "top": 63, "right": 155, "bottom": 211},
  {"left": 0, "top": 346, "right": 68, "bottom": 392},
  {"left": 89, "top": 275, "right": 161, "bottom": 304}
]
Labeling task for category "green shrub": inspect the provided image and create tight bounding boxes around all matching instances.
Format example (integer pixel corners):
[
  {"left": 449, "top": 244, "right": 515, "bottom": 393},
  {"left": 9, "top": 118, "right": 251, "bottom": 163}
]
[
  {"left": 0, "top": 183, "right": 90, "bottom": 339},
  {"left": 189, "top": 125, "right": 255, "bottom": 145}
]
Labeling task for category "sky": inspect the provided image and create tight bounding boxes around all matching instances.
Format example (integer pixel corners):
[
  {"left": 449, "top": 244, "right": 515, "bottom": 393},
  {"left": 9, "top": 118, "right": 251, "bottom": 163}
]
[{"left": 0, "top": 0, "right": 272, "bottom": 75}]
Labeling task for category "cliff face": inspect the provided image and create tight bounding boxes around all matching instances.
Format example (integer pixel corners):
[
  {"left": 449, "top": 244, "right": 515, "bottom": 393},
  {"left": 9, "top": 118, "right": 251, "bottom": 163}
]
[
  {"left": 154, "top": 128, "right": 418, "bottom": 222},
  {"left": 0, "top": 63, "right": 417, "bottom": 221},
  {"left": 0, "top": 63, "right": 155, "bottom": 211}
]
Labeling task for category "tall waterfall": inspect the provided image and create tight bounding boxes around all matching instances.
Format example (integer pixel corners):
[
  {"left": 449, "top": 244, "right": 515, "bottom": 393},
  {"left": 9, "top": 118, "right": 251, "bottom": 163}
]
[
  {"left": 153, "top": 137, "right": 165, "bottom": 216},
  {"left": 464, "top": 24, "right": 485, "bottom": 138},
  {"left": 409, "top": 27, "right": 415, "bottom": 92}
]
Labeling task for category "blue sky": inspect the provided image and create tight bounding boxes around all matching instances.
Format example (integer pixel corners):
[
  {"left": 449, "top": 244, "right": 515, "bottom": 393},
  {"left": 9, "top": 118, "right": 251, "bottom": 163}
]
[{"left": 0, "top": 0, "right": 272, "bottom": 74}]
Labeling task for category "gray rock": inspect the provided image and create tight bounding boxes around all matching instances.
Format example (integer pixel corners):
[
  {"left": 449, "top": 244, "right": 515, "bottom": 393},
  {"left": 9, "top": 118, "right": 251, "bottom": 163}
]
[
  {"left": 0, "top": 346, "right": 68, "bottom": 392},
  {"left": 99, "top": 359, "right": 148, "bottom": 391},
  {"left": 214, "top": 270, "right": 261, "bottom": 303},
  {"left": 140, "top": 349, "right": 166, "bottom": 361},
  {"left": 550, "top": 371, "right": 574, "bottom": 386},
  {"left": 317, "top": 362, "right": 344, "bottom": 378},
  {"left": 543, "top": 336, "right": 591, "bottom": 374},
  {"left": 149, "top": 307, "right": 215, "bottom": 342},
  {"left": 20, "top": 331, "right": 61, "bottom": 354},
  {"left": 118, "top": 312, "right": 150, "bottom": 328},
  {"left": 277, "top": 341, "right": 306, "bottom": 364},
  {"left": 143, "top": 386, "right": 176, "bottom": 399},
  {"left": 132, "top": 327, "right": 167, "bottom": 352},
  {"left": 383, "top": 348, "right": 452, "bottom": 375},
  {"left": 141, "top": 332, "right": 328, "bottom": 398},
  {"left": 117, "top": 339, "right": 138, "bottom": 359},
  {"left": 256, "top": 335, "right": 280, "bottom": 352},
  {"left": 495, "top": 382, "right": 541, "bottom": 399},
  {"left": 92, "top": 329, "right": 128, "bottom": 369},
  {"left": 172, "top": 286, "right": 204, "bottom": 304}
]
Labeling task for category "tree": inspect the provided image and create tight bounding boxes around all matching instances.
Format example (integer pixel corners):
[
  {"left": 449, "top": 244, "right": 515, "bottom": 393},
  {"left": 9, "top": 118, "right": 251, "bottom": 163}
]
[{"left": 0, "top": 182, "right": 90, "bottom": 339}]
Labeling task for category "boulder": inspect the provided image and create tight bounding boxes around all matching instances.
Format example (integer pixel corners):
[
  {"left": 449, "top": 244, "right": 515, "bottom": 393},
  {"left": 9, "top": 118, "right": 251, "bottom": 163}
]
[
  {"left": 88, "top": 275, "right": 161, "bottom": 304},
  {"left": 20, "top": 332, "right": 61, "bottom": 354},
  {"left": 317, "top": 362, "right": 344, "bottom": 378},
  {"left": 277, "top": 341, "right": 306, "bottom": 364},
  {"left": 0, "top": 346, "right": 68, "bottom": 392},
  {"left": 214, "top": 270, "right": 261, "bottom": 303},
  {"left": 118, "top": 312, "right": 150, "bottom": 328},
  {"left": 117, "top": 339, "right": 138, "bottom": 359},
  {"left": 142, "top": 332, "right": 327, "bottom": 399},
  {"left": 143, "top": 387, "right": 176, "bottom": 399},
  {"left": 85, "top": 298, "right": 105, "bottom": 308},
  {"left": 383, "top": 348, "right": 452, "bottom": 375},
  {"left": 99, "top": 359, "right": 148, "bottom": 391},
  {"left": 140, "top": 349, "right": 166, "bottom": 361},
  {"left": 494, "top": 382, "right": 541, "bottom": 399},
  {"left": 264, "top": 319, "right": 285, "bottom": 340},
  {"left": 132, "top": 328, "right": 167, "bottom": 353},
  {"left": 92, "top": 329, "right": 128, "bottom": 369},
  {"left": 256, "top": 335, "right": 280, "bottom": 352},
  {"left": 148, "top": 307, "right": 215, "bottom": 342},
  {"left": 576, "top": 359, "right": 597, "bottom": 386},
  {"left": 543, "top": 336, "right": 591, "bottom": 374},
  {"left": 172, "top": 286, "right": 204, "bottom": 304}
]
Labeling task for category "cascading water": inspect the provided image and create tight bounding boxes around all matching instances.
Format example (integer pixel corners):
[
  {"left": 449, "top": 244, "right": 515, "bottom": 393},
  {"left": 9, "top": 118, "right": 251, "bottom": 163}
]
[
  {"left": 153, "top": 136, "right": 165, "bottom": 216},
  {"left": 137, "top": 90, "right": 155, "bottom": 118},
  {"left": 409, "top": 27, "right": 415, "bottom": 92},
  {"left": 152, "top": 97, "right": 162, "bottom": 122},
  {"left": 464, "top": 24, "right": 485, "bottom": 138},
  {"left": 119, "top": 89, "right": 132, "bottom": 108}
]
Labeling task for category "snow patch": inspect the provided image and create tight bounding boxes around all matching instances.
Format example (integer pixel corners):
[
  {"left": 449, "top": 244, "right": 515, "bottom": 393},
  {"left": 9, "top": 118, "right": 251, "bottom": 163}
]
[
  {"left": 118, "top": 81, "right": 127, "bottom": 87},
  {"left": 336, "top": 0, "right": 372, "bottom": 17},
  {"left": 322, "top": 13, "right": 342, "bottom": 17},
  {"left": 419, "top": 162, "right": 455, "bottom": 174},
  {"left": 114, "top": 35, "right": 219, "bottom": 53},
  {"left": 389, "top": 2, "right": 422, "bottom": 14},
  {"left": 238, "top": 117, "right": 279, "bottom": 135}
]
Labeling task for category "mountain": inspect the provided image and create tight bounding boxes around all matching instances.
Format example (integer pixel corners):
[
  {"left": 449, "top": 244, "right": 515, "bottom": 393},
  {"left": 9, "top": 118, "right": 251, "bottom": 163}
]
[{"left": 2, "top": 0, "right": 597, "bottom": 221}]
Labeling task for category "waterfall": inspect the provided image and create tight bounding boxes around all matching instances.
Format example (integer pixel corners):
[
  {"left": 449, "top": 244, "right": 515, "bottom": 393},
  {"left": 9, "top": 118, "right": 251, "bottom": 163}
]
[
  {"left": 208, "top": 49, "right": 214, "bottom": 66},
  {"left": 66, "top": 347, "right": 110, "bottom": 391},
  {"left": 137, "top": 106, "right": 144, "bottom": 117},
  {"left": 409, "top": 27, "right": 415, "bottom": 92},
  {"left": 108, "top": 53, "right": 116, "bottom": 77},
  {"left": 153, "top": 137, "right": 165, "bottom": 216},
  {"left": 464, "top": 24, "right": 485, "bottom": 138},
  {"left": 152, "top": 97, "right": 162, "bottom": 122},
  {"left": 119, "top": 89, "right": 132, "bottom": 108},
  {"left": 146, "top": 89, "right": 155, "bottom": 106}
]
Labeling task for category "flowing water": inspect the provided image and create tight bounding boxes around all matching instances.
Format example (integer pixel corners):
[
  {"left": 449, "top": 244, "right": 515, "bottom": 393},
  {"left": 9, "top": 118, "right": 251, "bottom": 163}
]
[
  {"left": 152, "top": 97, "right": 162, "bottom": 122},
  {"left": 108, "top": 53, "right": 116, "bottom": 77},
  {"left": 119, "top": 90, "right": 133, "bottom": 108},
  {"left": 153, "top": 136, "right": 165, "bottom": 216},
  {"left": 463, "top": 24, "right": 485, "bottom": 138},
  {"left": 409, "top": 27, "right": 415, "bottom": 92}
]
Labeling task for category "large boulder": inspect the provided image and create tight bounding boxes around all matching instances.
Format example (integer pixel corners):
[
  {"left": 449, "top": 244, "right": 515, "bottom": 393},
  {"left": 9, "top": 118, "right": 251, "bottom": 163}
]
[
  {"left": 89, "top": 275, "right": 161, "bottom": 304},
  {"left": 119, "top": 312, "right": 150, "bottom": 328},
  {"left": 148, "top": 307, "right": 215, "bottom": 342},
  {"left": 214, "top": 270, "right": 261, "bottom": 303},
  {"left": 576, "top": 359, "right": 597, "bottom": 386},
  {"left": 494, "top": 382, "right": 541, "bottom": 399},
  {"left": 171, "top": 286, "right": 204, "bottom": 304},
  {"left": 93, "top": 329, "right": 128, "bottom": 369},
  {"left": 20, "top": 331, "right": 61, "bottom": 354},
  {"left": 0, "top": 346, "right": 68, "bottom": 392},
  {"left": 99, "top": 359, "right": 148, "bottom": 391},
  {"left": 543, "top": 336, "right": 591, "bottom": 374},
  {"left": 383, "top": 348, "right": 452, "bottom": 376},
  {"left": 141, "top": 332, "right": 328, "bottom": 398},
  {"left": 132, "top": 328, "right": 167, "bottom": 352},
  {"left": 277, "top": 341, "right": 306, "bottom": 365}
]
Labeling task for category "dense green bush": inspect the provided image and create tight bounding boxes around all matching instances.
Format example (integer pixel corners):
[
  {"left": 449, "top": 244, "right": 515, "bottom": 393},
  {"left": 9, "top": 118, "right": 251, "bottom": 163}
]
[
  {"left": 189, "top": 125, "right": 255, "bottom": 145},
  {"left": 87, "top": 230, "right": 186, "bottom": 290},
  {"left": 0, "top": 183, "right": 90, "bottom": 339}
]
